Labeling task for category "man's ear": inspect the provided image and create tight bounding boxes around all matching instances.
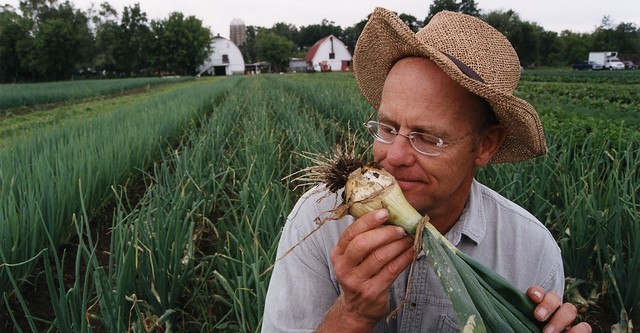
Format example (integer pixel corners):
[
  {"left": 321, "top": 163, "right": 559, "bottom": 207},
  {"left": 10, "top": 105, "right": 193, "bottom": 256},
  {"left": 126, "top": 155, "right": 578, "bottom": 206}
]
[{"left": 474, "top": 125, "right": 506, "bottom": 167}]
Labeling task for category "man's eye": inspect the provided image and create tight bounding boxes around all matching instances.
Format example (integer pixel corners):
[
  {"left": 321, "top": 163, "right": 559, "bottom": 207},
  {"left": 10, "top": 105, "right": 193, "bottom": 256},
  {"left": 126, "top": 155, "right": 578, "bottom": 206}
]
[{"left": 414, "top": 134, "right": 438, "bottom": 145}]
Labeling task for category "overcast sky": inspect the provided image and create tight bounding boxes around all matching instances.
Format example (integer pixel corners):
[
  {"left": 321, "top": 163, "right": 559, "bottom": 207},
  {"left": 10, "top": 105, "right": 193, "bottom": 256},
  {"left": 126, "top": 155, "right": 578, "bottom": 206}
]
[{"left": 3, "top": 0, "right": 638, "bottom": 37}]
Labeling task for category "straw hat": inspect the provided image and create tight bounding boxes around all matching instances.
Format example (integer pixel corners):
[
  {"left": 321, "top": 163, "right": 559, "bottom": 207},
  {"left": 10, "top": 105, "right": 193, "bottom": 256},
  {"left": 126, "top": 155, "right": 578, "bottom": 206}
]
[{"left": 353, "top": 7, "right": 547, "bottom": 163}]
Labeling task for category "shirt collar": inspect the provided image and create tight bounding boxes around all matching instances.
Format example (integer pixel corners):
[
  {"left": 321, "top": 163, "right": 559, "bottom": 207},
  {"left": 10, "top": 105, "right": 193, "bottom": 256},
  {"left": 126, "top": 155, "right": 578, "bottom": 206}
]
[{"left": 444, "top": 179, "right": 486, "bottom": 246}]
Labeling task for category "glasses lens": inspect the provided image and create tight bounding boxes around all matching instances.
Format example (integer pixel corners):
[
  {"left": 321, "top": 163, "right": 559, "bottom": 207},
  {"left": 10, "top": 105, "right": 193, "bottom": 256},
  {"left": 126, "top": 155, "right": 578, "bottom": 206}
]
[
  {"left": 365, "top": 121, "right": 444, "bottom": 156},
  {"left": 366, "top": 121, "right": 395, "bottom": 143},
  {"left": 410, "top": 132, "right": 443, "bottom": 156}
]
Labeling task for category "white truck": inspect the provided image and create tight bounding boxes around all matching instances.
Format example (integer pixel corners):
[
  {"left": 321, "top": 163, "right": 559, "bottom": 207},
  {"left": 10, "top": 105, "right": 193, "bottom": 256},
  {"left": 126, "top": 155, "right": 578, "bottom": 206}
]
[{"left": 588, "top": 52, "right": 625, "bottom": 70}]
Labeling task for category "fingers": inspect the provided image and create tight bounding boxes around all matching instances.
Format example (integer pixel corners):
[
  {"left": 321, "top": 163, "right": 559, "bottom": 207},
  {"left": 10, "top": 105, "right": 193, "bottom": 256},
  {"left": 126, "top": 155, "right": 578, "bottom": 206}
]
[
  {"left": 526, "top": 285, "right": 545, "bottom": 303},
  {"left": 526, "top": 287, "right": 591, "bottom": 333},
  {"left": 335, "top": 209, "right": 391, "bottom": 255},
  {"left": 333, "top": 209, "right": 414, "bottom": 282},
  {"left": 344, "top": 227, "right": 411, "bottom": 275},
  {"left": 359, "top": 236, "right": 414, "bottom": 286},
  {"left": 541, "top": 302, "right": 577, "bottom": 333},
  {"left": 532, "top": 290, "right": 563, "bottom": 322},
  {"left": 328, "top": 209, "right": 415, "bottom": 322},
  {"left": 567, "top": 322, "right": 592, "bottom": 333}
]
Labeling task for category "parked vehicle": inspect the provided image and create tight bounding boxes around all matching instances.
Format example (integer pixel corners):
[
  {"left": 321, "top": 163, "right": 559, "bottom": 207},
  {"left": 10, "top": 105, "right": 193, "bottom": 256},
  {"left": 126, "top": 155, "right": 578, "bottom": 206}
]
[
  {"left": 588, "top": 52, "right": 625, "bottom": 70},
  {"left": 623, "top": 61, "right": 638, "bottom": 69},
  {"left": 572, "top": 61, "right": 601, "bottom": 70}
]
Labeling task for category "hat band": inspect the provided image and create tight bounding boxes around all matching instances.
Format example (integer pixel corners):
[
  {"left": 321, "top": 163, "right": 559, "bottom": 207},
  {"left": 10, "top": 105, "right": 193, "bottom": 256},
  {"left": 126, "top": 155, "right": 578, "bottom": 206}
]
[{"left": 440, "top": 51, "right": 485, "bottom": 83}]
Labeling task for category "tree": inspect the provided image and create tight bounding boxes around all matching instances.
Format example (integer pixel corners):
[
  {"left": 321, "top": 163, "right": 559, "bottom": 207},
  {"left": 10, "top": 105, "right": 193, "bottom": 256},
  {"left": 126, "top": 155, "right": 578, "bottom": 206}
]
[
  {"left": 0, "top": 6, "right": 30, "bottom": 82},
  {"left": 538, "top": 30, "right": 561, "bottom": 66},
  {"left": 266, "top": 22, "right": 305, "bottom": 57},
  {"left": 92, "top": 3, "right": 119, "bottom": 75},
  {"left": 341, "top": 18, "right": 368, "bottom": 54},
  {"left": 458, "top": 0, "right": 480, "bottom": 17},
  {"left": 270, "top": 22, "right": 299, "bottom": 43},
  {"left": 114, "top": 4, "right": 153, "bottom": 76},
  {"left": 592, "top": 17, "right": 640, "bottom": 57},
  {"left": 612, "top": 22, "right": 640, "bottom": 60},
  {"left": 297, "top": 19, "right": 342, "bottom": 49},
  {"left": 557, "top": 30, "right": 593, "bottom": 65},
  {"left": 150, "top": 12, "right": 212, "bottom": 75},
  {"left": 482, "top": 10, "right": 543, "bottom": 67},
  {"left": 13, "top": 0, "right": 93, "bottom": 81},
  {"left": 240, "top": 25, "right": 258, "bottom": 63},
  {"left": 510, "top": 21, "right": 545, "bottom": 67},
  {"left": 425, "top": 0, "right": 480, "bottom": 23},
  {"left": 398, "top": 13, "right": 423, "bottom": 32},
  {"left": 254, "top": 30, "right": 294, "bottom": 72}
]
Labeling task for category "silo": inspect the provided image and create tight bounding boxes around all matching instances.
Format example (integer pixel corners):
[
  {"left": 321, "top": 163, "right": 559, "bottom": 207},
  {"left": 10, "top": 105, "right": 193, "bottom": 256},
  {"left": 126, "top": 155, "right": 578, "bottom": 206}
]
[{"left": 230, "top": 18, "right": 246, "bottom": 47}]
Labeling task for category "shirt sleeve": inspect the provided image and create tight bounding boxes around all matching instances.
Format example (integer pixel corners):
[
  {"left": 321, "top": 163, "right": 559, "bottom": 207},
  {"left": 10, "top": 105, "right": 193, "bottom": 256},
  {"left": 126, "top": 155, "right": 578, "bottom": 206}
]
[
  {"left": 536, "top": 240, "right": 565, "bottom": 297},
  {"left": 262, "top": 188, "right": 345, "bottom": 332}
]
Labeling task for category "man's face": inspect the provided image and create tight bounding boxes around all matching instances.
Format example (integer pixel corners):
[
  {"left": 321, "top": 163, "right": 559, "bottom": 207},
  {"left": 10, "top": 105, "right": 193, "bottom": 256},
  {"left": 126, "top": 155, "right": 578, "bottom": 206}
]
[{"left": 373, "top": 57, "right": 489, "bottom": 222}]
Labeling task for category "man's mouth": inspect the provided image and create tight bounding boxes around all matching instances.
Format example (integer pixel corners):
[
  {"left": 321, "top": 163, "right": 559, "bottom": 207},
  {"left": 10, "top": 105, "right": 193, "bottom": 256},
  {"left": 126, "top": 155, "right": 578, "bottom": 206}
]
[{"left": 395, "top": 178, "right": 424, "bottom": 192}]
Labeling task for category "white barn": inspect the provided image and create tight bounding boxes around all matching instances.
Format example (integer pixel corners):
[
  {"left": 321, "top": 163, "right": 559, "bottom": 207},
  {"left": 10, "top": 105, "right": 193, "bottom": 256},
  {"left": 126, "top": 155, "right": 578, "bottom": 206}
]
[
  {"left": 304, "top": 35, "right": 352, "bottom": 72},
  {"left": 198, "top": 35, "right": 245, "bottom": 76}
]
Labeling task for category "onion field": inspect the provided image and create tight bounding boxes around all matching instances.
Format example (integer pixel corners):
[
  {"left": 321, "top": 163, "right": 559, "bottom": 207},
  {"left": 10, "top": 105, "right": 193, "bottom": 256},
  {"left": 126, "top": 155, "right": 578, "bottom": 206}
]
[{"left": 0, "top": 70, "right": 638, "bottom": 332}]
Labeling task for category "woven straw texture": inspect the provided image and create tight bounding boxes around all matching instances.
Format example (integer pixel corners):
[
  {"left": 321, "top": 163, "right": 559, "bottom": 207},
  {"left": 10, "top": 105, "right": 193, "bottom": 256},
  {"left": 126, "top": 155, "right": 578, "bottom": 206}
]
[{"left": 353, "top": 7, "right": 547, "bottom": 163}]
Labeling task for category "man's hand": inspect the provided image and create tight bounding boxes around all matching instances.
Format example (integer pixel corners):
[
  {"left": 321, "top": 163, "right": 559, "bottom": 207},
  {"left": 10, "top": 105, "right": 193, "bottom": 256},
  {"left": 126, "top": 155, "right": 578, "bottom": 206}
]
[
  {"left": 316, "top": 209, "right": 415, "bottom": 332},
  {"left": 527, "top": 286, "right": 592, "bottom": 333}
]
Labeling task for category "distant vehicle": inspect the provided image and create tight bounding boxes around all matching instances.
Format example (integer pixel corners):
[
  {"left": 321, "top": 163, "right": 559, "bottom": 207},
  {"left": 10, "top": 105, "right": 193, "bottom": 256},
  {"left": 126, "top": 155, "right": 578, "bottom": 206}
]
[
  {"left": 623, "top": 61, "right": 638, "bottom": 69},
  {"left": 572, "top": 61, "right": 601, "bottom": 70},
  {"left": 588, "top": 52, "right": 625, "bottom": 70}
]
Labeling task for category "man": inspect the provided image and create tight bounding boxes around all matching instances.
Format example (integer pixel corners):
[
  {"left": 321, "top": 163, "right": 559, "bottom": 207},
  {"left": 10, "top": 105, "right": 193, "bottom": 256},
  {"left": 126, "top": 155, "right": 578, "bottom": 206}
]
[{"left": 263, "top": 8, "right": 591, "bottom": 333}]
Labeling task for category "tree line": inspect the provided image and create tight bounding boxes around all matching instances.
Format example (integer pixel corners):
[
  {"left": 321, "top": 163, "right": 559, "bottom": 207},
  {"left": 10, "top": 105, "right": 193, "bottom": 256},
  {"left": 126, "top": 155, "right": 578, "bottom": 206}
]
[
  {"left": 1, "top": 0, "right": 639, "bottom": 83},
  {"left": 0, "top": 0, "right": 212, "bottom": 82}
]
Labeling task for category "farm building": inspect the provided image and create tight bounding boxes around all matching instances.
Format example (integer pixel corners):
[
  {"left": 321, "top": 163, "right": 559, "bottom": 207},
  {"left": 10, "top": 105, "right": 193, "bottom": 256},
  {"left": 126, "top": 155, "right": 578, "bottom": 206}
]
[
  {"left": 304, "top": 35, "right": 352, "bottom": 72},
  {"left": 245, "top": 61, "right": 271, "bottom": 74},
  {"left": 198, "top": 35, "right": 245, "bottom": 76},
  {"left": 288, "top": 58, "right": 312, "bottom": 73}
]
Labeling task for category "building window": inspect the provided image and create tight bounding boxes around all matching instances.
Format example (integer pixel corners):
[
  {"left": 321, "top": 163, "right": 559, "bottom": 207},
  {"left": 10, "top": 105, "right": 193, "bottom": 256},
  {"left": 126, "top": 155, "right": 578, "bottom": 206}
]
[
  {"left": 329, "top": 53, "right": 335, "bottom": 59},
  {"left": 222, "top": 54, "right": 229, "bottom": 64}
]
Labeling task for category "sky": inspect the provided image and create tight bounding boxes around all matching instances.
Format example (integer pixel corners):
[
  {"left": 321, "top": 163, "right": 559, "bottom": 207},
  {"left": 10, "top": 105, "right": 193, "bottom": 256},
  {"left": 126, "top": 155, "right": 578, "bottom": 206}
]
[{"left": 3, "top": 0, "right": 639, "bottom": 37}]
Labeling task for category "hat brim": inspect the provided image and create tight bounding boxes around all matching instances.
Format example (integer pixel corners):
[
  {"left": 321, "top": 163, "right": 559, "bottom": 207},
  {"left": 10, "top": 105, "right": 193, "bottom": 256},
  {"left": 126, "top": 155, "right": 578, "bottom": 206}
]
[{"left": 353, "top": 8, "right": 547, "bottom": 163}]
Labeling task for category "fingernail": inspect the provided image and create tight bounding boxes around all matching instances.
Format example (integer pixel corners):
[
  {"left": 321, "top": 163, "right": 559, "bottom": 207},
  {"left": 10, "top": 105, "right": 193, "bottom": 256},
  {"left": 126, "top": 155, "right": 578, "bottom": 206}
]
[
  {"left": 532, "top": 290, "right": 542, "bottom": 299},
  {"left": 543, "top": 324, "right": 556, "bottom": 333},
  {"left": 375, "top": 209, "right": 388, "bottom": 221},
  {"left": 395, "top": 226, "right": 406, "bottom": 236},
  {"left": 536, "top": 307, "right": 548, "bottom": 320}
]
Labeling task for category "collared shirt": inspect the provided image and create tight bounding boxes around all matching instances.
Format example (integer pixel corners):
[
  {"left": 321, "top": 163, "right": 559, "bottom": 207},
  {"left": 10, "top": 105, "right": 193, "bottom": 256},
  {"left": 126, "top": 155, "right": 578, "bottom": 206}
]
[{"left": 262, "top": 180, "right": 564, "bottom": 332}]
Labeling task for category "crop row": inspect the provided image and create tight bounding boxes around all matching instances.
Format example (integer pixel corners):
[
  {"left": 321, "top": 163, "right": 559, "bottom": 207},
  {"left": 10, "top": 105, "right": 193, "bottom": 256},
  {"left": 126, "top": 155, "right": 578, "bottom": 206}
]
[
  {"left": 522, "top": 70, "right": 640, "bottom": 85},
  {"left": 0, "top": 77, "right": 192, "bottom": 112},
  {"left": 519, "top": 81, "right": 640, "bottom": 110}
]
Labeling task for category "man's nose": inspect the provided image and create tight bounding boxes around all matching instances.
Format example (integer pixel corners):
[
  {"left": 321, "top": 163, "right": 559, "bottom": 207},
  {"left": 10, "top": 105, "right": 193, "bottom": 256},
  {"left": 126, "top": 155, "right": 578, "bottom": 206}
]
[{"left": 384, "top": 133, "right": 416, "bottom": 165}]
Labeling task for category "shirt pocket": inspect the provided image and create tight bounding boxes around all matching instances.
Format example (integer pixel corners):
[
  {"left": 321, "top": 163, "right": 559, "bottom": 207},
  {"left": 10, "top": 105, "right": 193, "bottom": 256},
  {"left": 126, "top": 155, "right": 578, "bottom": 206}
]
[
  {"left": 413, "top": 294, "right": 460, "bottom": 332},
  {"left": 437, "top": 314, "right": 460, "bottom": 333}
]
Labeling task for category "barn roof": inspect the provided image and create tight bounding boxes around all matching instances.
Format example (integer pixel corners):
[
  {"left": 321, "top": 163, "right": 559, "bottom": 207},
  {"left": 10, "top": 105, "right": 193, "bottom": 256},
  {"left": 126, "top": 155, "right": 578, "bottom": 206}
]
[{"left": 304, "top": 35, "right": 333, "bottom": 62}]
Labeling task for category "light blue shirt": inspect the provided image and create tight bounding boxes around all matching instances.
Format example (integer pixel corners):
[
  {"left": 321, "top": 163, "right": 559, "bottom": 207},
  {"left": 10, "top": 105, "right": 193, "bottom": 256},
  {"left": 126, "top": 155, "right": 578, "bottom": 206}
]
[{"left": 262, "top": 179, "right": 564, "bottom": 332}]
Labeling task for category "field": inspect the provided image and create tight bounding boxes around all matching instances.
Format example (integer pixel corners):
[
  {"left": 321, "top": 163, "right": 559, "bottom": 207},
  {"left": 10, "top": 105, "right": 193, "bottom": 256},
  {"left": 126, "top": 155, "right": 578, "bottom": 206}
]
[{"left": 0, "top": 70, "right": 638, "bottom": 332}]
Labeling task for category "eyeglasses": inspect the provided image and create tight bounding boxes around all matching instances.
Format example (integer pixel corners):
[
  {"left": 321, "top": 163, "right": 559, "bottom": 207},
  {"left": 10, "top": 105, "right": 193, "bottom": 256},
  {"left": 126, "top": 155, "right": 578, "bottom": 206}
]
[{"left": 364, "top": 120, "right": 458, "bottom": 156}]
